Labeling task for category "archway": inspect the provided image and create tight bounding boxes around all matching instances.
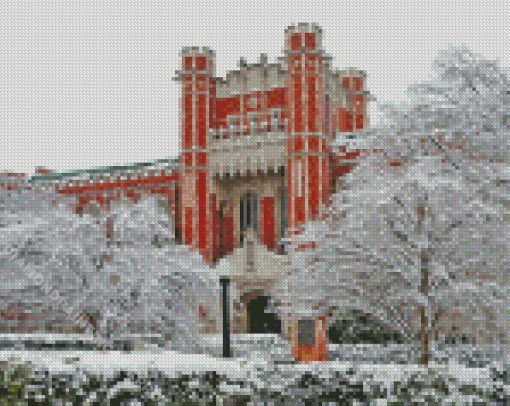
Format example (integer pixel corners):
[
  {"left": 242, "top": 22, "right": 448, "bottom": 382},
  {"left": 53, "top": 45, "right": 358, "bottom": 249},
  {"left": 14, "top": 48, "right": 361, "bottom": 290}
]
[{"left": 247, "top": 295, "right": 281, "bottom": 334}]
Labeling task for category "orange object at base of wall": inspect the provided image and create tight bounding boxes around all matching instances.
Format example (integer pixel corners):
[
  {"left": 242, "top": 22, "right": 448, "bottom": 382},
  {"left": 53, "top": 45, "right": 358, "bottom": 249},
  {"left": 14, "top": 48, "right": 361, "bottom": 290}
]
[
  {"left": 298, "top": 346, "right": 315, "bottom": 363},
  {"left": 291, "top": 316, "right": 329, "bottom": 363}
]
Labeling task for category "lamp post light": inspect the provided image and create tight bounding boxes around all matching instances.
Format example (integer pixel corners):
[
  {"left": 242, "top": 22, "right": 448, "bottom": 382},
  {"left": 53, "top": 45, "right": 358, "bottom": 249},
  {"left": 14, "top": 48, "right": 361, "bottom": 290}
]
[{"left": 220, "top": 276, "right": 231, "bottom": 358}]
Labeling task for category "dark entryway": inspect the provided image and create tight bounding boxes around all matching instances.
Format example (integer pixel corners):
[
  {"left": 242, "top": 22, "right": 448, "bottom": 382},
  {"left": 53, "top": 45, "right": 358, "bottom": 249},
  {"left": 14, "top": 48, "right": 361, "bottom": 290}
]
[{"left": 247, "top": 296, "right": 281, "bottom": 334}]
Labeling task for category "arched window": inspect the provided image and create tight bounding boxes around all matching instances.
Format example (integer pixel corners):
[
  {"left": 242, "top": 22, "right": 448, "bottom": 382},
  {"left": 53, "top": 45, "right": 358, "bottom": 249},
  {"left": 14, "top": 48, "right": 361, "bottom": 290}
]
[{"left": 240, "top": 192, "right": 258, "bottom": 244}]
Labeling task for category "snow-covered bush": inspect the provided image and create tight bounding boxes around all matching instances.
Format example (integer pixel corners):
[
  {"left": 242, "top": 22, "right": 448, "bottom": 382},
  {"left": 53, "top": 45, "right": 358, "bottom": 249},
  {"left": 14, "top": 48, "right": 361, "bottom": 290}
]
[{"left": 2, "top": 357, "right": 509, "bottom": 404}]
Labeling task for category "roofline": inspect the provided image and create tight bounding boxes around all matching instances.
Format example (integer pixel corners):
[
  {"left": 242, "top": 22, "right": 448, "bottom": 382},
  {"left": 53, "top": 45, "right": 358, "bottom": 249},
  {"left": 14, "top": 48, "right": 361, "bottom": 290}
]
[{"left": 28, "top": 156, "right": 180, "bottom": 183}]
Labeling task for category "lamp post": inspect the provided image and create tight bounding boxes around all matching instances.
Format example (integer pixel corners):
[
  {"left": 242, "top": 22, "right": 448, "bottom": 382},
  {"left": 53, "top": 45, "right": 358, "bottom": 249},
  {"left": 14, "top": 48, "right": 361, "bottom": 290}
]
[{"left": 220, "top": 276, "right": 231, "bottom": 357}]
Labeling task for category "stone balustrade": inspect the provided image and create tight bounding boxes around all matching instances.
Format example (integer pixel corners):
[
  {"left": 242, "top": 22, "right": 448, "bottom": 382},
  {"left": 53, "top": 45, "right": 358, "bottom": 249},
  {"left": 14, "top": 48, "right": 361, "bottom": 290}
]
[{"left": 210, "top": 131, "right": 287, "bottom": 177}]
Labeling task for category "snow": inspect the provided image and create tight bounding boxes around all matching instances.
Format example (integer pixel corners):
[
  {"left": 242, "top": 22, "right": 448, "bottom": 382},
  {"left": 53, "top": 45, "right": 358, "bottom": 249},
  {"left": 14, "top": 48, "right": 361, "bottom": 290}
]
[
  {"left": 0, "top": 339, "right": 507, "bottom": 404},
  {"left": 2, "top": 334, "right": 495, "bottom": 385},
  {"left": 0, "top": 349, "right": 246, "bottom": 379},
  {"left": 445, "top": 361, "right": 492, "bottom": 383},
  {"left": 0, "top": 333, "right": 95, "bottom": 342}
]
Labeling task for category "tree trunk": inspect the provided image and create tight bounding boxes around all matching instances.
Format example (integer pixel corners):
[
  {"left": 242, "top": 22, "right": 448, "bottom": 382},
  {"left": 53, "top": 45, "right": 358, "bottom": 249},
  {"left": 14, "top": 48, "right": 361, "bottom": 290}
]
[
  {"left": 420, "top": 305, "right": 429, "bottom": 365},
  {"left": 416, "top": 203, "right": 431, "bottom": 366},
  {"left": 420, "top": 248, "right": 430, "bottom": 365}
]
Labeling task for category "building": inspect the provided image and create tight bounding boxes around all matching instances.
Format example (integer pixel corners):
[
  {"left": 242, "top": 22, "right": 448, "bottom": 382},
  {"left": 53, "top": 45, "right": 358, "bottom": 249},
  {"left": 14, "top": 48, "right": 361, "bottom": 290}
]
[
  {"left": 4, "top": 23, "right": 372, "bottom": 361},
  {"left": 174, "top": 22, "right": 370, "bottom": 264},
  {"left": 173, "top": 23, "right": 370, "bottom": 351},
  {"left": 0, "top": 172, "right": 28, "bottom": 191}
]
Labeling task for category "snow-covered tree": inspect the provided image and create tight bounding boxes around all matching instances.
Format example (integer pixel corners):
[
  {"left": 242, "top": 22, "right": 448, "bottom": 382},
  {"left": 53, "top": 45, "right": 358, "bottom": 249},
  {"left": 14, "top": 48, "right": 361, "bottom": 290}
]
[
  {"left": 98, "top": 197, "right": 221, "bottom": 353},
  {"left": 370, "top": 155, "right": 510, "bottom": 362},
  {"left": 277, "top": 151, "right": 510, "bottom": 364},
  {"left": 0, "top": 189, "right": 221, "bottom": 354},
  {"left": 274, "top": 46, "right": 510, "bottom": 364},
  {"left": 359, "top": 46, "right": 510, "bottom": 203}
]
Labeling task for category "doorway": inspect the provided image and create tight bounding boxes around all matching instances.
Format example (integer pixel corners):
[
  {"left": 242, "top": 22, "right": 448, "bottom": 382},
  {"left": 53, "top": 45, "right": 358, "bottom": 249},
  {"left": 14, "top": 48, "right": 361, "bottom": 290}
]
[{"left": 247, "top": 295, "right": 281, "bottom": 334}]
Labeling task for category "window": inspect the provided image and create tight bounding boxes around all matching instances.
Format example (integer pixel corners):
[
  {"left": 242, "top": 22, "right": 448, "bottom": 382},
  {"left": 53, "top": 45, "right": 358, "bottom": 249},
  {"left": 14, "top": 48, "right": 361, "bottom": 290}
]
[
  {"left": 305, "top": 33, "right": 315, "bottom": 50},
  {"left": 229, "top": 118, "right": 238, "bottom": 137},
  {"left": 280, "top": 186, "right": 287, "bottom": 250},
  {"left": 290, "top": 34, "right": 302, "bottom": 50},
  {"left": 272, "top": 111, "right": 282, "bottom": 129},
  {"left": 295, "top": 161, "right": 303, "bottom": 197},
  {"left": 240, "top": 193, "right": 258, "bottom": 243}
]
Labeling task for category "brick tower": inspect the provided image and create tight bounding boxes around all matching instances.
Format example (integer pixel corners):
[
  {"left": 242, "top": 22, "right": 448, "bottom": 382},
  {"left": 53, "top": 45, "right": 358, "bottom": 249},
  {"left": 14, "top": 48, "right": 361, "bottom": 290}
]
[
  {"left": 174, "top": 47, "right": 217, "bottom": 263},
  {"left": 284, "top": 23, "right": 330, "bottom": 231}
]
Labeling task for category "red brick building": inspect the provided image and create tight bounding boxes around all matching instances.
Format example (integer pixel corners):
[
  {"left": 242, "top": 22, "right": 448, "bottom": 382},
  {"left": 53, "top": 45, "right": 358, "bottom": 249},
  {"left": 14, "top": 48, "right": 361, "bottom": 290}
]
[
  {"left": 12, "top": 23, "right": 370, "bottom": 266},
  {"left": 3, "top": 23, "right": 372, "bottom": 361},
  {"left": 174, "top": 23, "right": 370, "bottom": 263}
]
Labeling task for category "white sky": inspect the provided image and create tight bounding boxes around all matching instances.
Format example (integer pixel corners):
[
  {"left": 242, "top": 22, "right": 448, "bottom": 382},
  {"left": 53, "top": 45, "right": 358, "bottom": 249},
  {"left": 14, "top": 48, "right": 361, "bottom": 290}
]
[{"left": 1, "top": 0, "right": 508, "bottom": 176}]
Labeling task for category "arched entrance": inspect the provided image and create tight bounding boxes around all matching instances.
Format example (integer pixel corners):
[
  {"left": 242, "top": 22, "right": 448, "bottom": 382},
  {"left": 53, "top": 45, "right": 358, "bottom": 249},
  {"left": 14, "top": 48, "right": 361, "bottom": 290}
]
[{"left": 247, "top": 295, "right": 281, "bottom": 334}]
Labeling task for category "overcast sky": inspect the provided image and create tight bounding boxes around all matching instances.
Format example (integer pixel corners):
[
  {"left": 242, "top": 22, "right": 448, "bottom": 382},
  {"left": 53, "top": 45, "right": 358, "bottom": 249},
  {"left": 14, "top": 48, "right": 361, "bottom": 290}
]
[{"left": 1, "top": 0, "right": 508, "bottom": 176}]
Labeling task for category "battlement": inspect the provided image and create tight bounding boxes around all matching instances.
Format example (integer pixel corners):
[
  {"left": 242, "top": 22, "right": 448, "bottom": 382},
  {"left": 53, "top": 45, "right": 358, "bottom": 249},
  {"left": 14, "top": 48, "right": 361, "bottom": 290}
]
[
  {"left": 179, "top": 46, "right": 216, "bottom": 58},
  {"left": 284, "top": 22, "right": 323, "bottom": 36},
  {"left": 284, "top": 22, "right": 324, "bottom": 52}
]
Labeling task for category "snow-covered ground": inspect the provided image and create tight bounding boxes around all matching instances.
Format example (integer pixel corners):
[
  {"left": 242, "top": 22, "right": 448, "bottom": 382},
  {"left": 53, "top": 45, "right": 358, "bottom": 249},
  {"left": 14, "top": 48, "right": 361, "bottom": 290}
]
[
  {"left": 0, "top": 346, "right": 497, "bottom": 388},
  {"left": 0, "top": 348, "right": 506, "bottom": 404},
  {"left": 0, "top": 349, "right": 247, "bottom": 379},
  {"left": 0, "top": 334, "right": 506, "bottom": 382}
]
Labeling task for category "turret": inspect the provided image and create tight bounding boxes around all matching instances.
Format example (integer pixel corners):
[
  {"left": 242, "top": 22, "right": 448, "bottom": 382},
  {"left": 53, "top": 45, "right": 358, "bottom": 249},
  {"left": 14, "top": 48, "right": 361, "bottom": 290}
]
[
  {"left": 339, "top": 67, "right": 369, "bottom": 132},
  {"left": 174, "top": 47, "right": 217, "bottom": 263},
  {"left": 284, "top": 23, "right": 331, "bottom": 230}
]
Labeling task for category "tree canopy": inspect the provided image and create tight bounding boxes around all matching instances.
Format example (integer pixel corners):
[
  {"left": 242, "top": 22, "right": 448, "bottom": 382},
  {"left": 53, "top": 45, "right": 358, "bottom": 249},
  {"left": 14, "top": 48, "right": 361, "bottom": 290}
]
[{"left": 273, "top": 46, "right": 510, "bottom": 350}]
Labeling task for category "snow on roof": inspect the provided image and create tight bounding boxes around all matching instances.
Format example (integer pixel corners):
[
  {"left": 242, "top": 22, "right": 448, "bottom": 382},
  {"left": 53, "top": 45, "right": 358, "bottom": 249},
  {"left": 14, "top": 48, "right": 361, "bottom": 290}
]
[{"left": 28, "top": 156, "right": 180, "bottom": 184}]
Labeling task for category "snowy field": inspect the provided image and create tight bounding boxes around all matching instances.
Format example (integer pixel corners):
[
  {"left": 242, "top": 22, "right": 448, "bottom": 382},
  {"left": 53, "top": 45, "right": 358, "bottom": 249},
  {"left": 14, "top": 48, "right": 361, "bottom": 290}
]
[{"left": 1, "top": 334, "right": 509, "bottom": 404}]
